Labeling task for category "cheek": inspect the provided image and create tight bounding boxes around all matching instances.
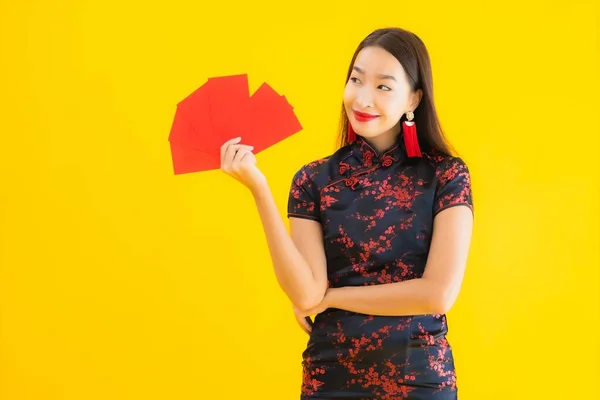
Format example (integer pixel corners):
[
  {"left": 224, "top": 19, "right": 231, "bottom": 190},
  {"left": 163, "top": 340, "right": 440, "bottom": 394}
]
[
  {"left": 343, "top": 84, "right": 355, "bottom": 107},
  {"left": 379, "top": 96, "right": 406, "bottom": 119}
]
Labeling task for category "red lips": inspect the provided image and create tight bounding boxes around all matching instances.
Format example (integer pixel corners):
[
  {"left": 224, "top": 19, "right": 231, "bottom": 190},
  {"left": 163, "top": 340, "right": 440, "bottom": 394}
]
[{"left": 353, "top": 110, "right": 379, "bottom": 122}]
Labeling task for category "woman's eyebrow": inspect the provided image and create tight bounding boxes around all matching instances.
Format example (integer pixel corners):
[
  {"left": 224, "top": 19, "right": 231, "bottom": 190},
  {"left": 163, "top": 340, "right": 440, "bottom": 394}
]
[{"left": 353, "top": 66, "right": 397, "bottom": 81}]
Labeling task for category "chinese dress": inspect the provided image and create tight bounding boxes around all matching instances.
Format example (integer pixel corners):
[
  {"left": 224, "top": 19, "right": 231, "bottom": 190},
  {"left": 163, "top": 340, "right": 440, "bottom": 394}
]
[{"left": 287, "top": 133, "right": 474, "bottom": 399}]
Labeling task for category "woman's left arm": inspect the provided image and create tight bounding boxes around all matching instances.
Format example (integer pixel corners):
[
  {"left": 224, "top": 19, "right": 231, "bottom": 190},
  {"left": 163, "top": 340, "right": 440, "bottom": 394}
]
[{"left": 298, "top": 205, "right": 474, "bottom": 317}]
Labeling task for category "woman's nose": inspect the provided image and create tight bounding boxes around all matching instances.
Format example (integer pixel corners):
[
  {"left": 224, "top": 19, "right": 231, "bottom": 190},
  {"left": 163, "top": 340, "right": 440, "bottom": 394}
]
[{"left": 355, "top": 88, "right": 374, "bottom": 108}]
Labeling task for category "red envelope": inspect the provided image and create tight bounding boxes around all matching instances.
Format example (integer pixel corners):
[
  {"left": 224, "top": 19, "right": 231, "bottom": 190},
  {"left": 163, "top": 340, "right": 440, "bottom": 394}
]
[
  {"left": 206, "top": 74, "right": 250, "bottom": 138},
  {"left": 168, "top": 112, "right": 219, "bottom": 174},
  {"left": 168, "top": 74, "right": 302, "bottom": 175},
  {"left": 224, "top": 82, "right": 301, "bottom": 154},
  {"left": 169, "top": 79, "right": 219, "bottom": 152}
]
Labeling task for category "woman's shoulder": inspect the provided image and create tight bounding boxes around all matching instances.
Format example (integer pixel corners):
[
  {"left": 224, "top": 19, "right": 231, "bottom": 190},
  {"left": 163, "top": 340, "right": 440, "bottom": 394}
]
[
  {"left": 289, "top": 144, "right": 353, "bottom": 187},
  {"left": 423, "top": 148, "right": 470, "bottom": 176}
]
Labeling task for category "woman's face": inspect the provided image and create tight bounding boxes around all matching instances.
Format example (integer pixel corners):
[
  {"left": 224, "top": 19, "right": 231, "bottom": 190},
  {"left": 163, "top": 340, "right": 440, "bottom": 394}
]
[{"left": 343, "top": 46, "right": 420, "bottom": 142}]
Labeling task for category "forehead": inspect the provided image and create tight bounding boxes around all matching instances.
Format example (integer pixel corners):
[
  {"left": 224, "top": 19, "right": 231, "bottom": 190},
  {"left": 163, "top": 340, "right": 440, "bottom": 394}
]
[{"left": 353, "top": 46, "right": 406, "bottom": 76}]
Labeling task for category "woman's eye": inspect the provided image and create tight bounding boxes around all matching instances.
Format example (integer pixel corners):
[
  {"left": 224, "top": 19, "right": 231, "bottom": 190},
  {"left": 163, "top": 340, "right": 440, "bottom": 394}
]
[{"left": 349, "top": 77, "right": 389, "bottom": 91}]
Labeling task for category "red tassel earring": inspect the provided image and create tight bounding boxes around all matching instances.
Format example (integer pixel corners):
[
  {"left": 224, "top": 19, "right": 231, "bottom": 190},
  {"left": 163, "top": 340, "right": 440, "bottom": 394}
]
[
  {"left": 347, "top": 122, "right": 356, "bottom": 144},
  {"left": 402, "top": 111, "right": 422, "bottom": 157}
]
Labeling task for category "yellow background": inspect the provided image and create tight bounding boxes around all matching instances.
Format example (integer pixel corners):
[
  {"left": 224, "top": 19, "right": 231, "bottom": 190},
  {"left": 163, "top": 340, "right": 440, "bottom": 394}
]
[{"left": 1, "top": 0, "right": 598, "bottom": 399}]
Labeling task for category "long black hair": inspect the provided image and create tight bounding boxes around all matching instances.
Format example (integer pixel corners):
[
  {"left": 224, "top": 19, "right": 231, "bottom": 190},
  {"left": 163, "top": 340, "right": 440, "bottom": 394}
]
[{"left": 336, "top": 27, "right": 455, "bottom": 156}]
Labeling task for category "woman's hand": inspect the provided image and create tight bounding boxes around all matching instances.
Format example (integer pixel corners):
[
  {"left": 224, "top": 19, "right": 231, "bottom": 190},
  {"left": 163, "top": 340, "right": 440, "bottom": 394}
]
[
  {"left": 293, "top": 290, "right": 335, "bottom": 334},
  {"left": 293, "top": 305, "right": 314, "bottom": 335},
  {"left": 220, "top": 137, "right": 266, "bottom": 192}
]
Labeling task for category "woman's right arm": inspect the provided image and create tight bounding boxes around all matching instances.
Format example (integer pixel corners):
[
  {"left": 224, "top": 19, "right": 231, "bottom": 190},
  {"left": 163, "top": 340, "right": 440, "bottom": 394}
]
[
  {"left": 251, "top": 183, "right": 328, "bottom": 311},
  {"left": 219, "top": 137, "right": 328, "bottom": 311}
]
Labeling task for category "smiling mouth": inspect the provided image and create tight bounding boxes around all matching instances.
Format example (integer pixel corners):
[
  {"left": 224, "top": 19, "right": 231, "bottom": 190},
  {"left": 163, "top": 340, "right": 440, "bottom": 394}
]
[{"left": 353, "top": 110, "right": 380, "bottom": 122}]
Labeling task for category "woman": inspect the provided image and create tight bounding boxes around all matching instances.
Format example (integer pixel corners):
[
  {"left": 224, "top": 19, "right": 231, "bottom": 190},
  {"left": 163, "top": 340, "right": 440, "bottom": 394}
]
[{"left": 220, "top": 27, "right": 474, "bottom": 400}]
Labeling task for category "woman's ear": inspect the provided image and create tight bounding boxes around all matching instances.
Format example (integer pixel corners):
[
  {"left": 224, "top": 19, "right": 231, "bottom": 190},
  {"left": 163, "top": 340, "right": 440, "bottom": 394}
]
[{"left": 409, "top": 89, "right": 423, "bottom": 111}]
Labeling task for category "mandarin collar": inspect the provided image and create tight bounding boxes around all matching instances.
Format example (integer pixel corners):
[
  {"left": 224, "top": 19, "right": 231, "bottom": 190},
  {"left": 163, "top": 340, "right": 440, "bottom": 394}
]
[{"left": 351, "top": 134, "right": 406, "bottom": 168}]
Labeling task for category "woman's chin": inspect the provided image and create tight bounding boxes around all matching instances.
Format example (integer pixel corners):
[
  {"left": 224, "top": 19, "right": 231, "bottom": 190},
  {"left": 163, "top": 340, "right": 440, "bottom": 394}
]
[{"left": 355, "top": 128, "right": 383, "bottom": 138}]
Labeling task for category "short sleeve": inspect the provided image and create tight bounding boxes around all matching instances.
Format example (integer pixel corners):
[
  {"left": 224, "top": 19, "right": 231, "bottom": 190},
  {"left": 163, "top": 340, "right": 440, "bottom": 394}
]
[
  {"left": 433, "top": 157, "right": 474, "bottom": 216},
  {"left": 287, "top": 165, "right": 321, "bottom": 222}
]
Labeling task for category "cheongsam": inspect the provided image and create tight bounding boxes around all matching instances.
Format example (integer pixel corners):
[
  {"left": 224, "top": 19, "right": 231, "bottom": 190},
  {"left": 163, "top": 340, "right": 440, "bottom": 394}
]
[{"left": 286, "top": 133, "right": 474, "bottom": 399}]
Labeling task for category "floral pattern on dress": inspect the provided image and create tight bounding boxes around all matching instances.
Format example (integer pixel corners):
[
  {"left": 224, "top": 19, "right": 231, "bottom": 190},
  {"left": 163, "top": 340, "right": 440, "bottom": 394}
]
[{"left": 288, "top": 134, "right": 473, "bottom": 399}]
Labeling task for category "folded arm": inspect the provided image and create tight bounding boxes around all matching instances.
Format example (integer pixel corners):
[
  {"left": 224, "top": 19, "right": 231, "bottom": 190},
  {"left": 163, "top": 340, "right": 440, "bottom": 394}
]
[
  {"left": 252, "top": 183, "right": 328, "bottom": 311},
  {"left": 320, "top": 205, "right": 474, "bottom": 316}
]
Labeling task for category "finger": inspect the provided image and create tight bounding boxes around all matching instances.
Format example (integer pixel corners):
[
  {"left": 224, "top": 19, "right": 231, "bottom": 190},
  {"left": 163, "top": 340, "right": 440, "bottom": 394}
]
[
  {"left": 220, "top": 137, "right": 241, "bottom": 166},
  {"left": 297, "top": 315, "right": 312, "bottom": 334},
  {"left": 223, "top": 143, "right": 239, "bottom": 169},
  {"left": 224, "top": 144, "right": 253, "bottom": 170},
  {"left": 238, "top": 149, "right": 257, "bottom": 168},
  {"left": 303, "top": 316, "right": 313, "bottom": 333},
  {"left": 228, "top": 145, "right": 254, "bottom": 170},
  {"left": 241, "top": 151, "right": 257, "bottom": 166},
  {"left": 231, "top": 149, "right": 250, "bottom": 172},
  {"left": 305, "top": 316, "right": 314, "bottom": 329},
  {"left": 232, "top": 148, "right": 253, "bottom": 169}
]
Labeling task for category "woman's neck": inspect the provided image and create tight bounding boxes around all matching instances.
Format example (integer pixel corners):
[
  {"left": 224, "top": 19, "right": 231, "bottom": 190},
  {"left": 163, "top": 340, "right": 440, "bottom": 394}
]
[{"left": 360, "top": 127, "right": 401, "bottom": 154}]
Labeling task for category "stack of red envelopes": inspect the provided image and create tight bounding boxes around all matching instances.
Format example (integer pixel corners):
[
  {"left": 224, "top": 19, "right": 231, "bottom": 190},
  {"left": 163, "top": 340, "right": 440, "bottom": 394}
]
[{"left": 168, "top": 74, "right": 303, "bottom": 175}]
